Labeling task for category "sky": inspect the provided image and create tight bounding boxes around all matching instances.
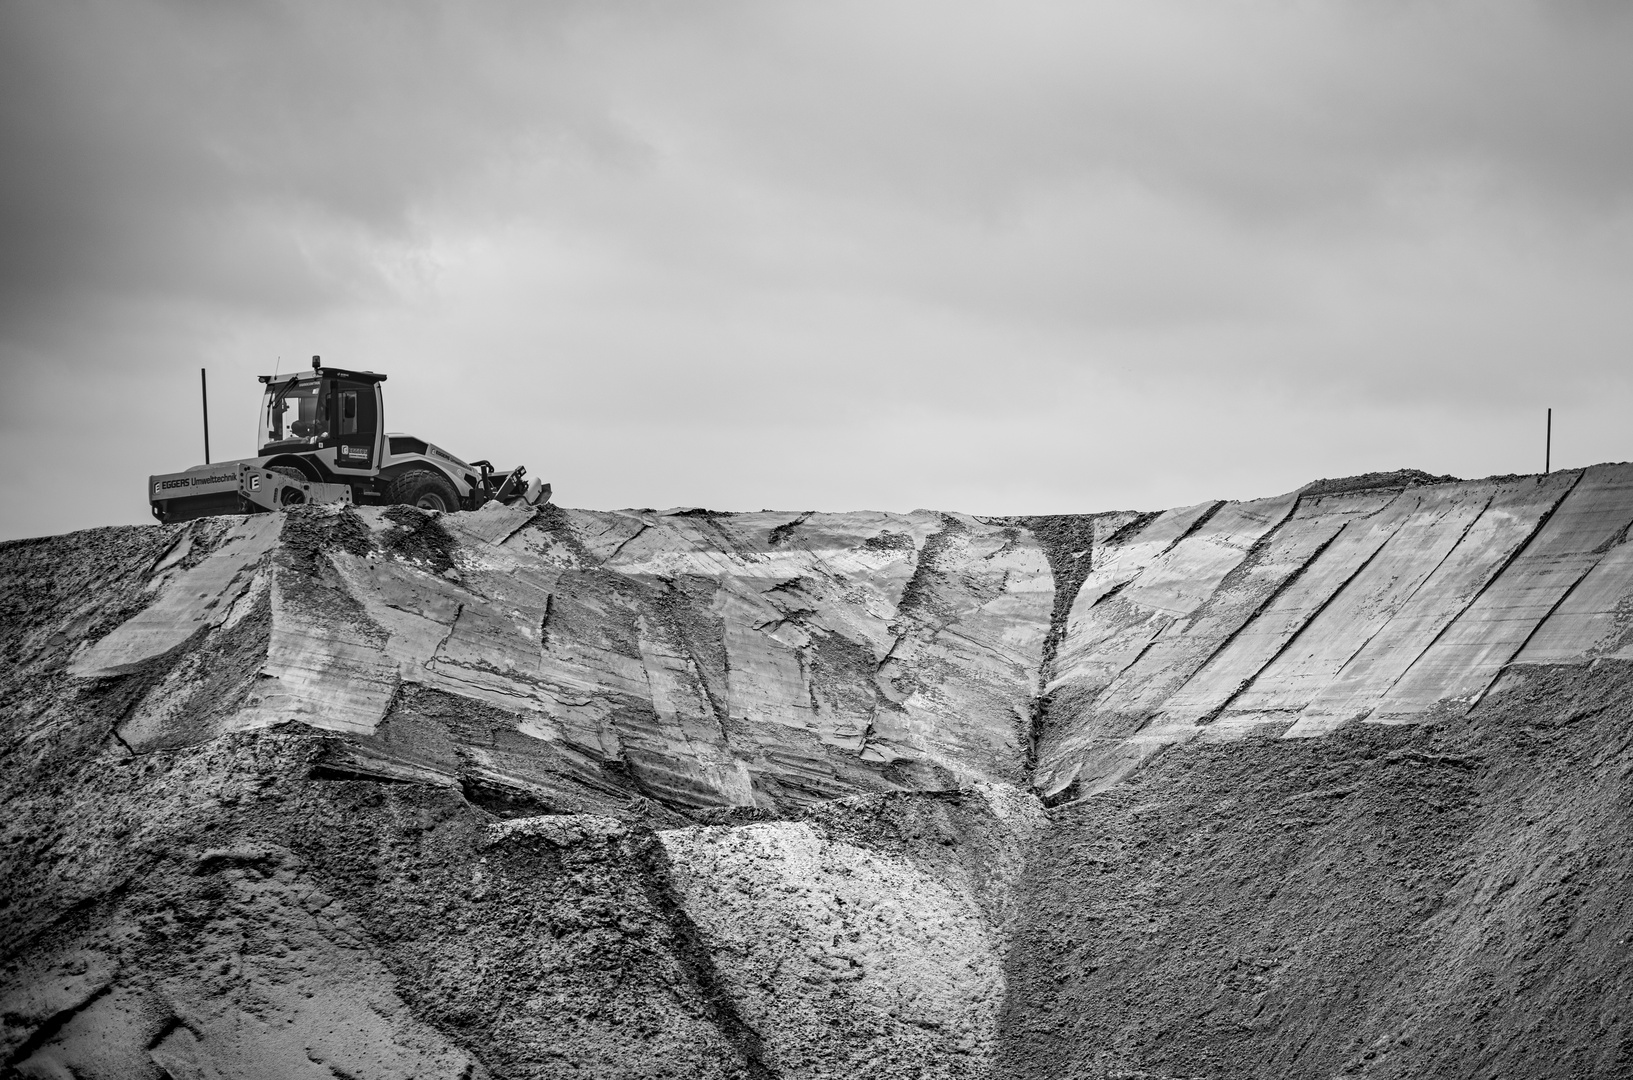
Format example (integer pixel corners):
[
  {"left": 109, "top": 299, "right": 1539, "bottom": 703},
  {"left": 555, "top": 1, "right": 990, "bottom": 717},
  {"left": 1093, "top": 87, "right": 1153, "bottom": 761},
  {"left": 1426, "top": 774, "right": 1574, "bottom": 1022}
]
[{"left": 2, "top": 0, "right": 1631, "bottom": 540}]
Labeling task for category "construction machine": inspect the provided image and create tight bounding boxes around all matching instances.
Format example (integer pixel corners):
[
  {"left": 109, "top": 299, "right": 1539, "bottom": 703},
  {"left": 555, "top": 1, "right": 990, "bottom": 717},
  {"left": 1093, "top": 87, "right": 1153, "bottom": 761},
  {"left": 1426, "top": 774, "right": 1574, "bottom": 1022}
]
[{"left": 149, "top": 356, "right": 550, "bottom": 524}]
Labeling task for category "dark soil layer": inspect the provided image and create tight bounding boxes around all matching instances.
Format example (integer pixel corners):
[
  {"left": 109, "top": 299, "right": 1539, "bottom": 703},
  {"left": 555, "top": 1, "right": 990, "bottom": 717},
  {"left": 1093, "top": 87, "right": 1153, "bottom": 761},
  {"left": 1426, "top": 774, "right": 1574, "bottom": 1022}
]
[
  {"left": 277, "top": 769, "right": 763, "bottom": 1077},
  {"left": 380, "top": 504, "right": 457, "bottom": 573},
  {"left": 0, "top": 731, "right": 765, "bottom": 1078},
  {"left": 1300, "top": 469, "right": 1462, "bottom": 497},
  {"left": 1009, "top": 514, "right": 1100, "bottom": 670},
  {"left": 1000, "top": 512, "right": 1149, "bottom": 769},
  {"left": 1000, "top": 661, "right": 1633, "bottom": 1080},
  {"left": 0, "top": 524, "right": 183, "bottom": 686}
]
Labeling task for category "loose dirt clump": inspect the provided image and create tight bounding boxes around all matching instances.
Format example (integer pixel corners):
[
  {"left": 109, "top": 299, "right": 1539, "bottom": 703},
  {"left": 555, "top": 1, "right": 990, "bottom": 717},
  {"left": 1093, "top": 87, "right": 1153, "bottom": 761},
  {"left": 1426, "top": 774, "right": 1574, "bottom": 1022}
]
[
  {"left": 767, "top": 511, "right": 813, "bottom": 547},
  {"left": 862, "top": 529, "right": 915, "bottom": 553},
  {"left": 380, "top": 504, "right": 457, "bottom": 573},
  {"left": 280, "top": 505, "right": 371, "bottom": 566},
  {"left": 529, "top": 502, "right": 597, "bottom": 564},
  {"left": 1301, "top": 469, "right": 1461, "bottom": 497}
]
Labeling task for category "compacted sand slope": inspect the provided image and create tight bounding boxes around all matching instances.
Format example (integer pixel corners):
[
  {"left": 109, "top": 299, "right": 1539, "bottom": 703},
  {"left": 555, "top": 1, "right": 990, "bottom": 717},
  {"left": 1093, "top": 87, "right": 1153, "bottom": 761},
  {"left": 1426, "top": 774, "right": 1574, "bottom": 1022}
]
[{"left": 3, "top": 467, "right": 1633, "bottom": 1078}]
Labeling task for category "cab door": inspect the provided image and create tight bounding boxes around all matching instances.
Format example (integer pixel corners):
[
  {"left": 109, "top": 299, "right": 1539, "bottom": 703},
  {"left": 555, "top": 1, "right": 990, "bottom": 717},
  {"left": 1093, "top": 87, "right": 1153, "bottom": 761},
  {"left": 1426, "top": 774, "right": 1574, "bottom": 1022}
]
[{"left": 332, "top": 380, "right": 380, "bottom": 471}]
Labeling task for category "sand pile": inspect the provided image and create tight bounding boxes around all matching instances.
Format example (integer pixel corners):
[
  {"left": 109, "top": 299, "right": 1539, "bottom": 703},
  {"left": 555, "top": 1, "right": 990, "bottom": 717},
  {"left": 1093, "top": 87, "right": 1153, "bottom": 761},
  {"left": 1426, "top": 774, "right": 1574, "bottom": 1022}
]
[{"left": 4, "top": 466, "right": 1632, "bottom": 1077}]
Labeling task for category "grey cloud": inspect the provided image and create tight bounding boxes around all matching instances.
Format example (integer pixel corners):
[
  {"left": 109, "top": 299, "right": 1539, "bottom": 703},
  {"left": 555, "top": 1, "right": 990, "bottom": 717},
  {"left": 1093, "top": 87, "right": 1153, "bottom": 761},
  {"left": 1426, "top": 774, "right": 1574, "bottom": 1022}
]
[
  {"left": 585, "top": 1, "right": 1633, "bottom": 218},
  {"left": 2, "top": 0, "right": 1631, "bottom": 540},
  {"left": 0, "top": 1, "right": 630, "bottom": 321}
]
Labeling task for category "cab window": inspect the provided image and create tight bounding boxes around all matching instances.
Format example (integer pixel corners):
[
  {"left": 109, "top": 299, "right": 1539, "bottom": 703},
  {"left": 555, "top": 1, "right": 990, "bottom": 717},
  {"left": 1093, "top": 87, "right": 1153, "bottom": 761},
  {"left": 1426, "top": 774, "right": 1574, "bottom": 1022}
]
[
  {"left": 339, "top": 390, "right": 358, "bottom": 435},
  {"left": 262, "top": 380, "right": 326, "bottom": 448},
  {"left": 335, "top": 382, "right": 377, "bottom": 437}
]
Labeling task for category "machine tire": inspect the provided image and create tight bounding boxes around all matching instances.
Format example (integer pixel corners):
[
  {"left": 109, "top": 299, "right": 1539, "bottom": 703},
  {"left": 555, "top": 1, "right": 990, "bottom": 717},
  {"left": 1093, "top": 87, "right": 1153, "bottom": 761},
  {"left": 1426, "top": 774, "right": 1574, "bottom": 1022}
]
[
  {"left": 268, "top": 465, "right": 308, "bottom": 506},
  {"left": 389, "top": 468, "right": 460, "bottom": 513}
]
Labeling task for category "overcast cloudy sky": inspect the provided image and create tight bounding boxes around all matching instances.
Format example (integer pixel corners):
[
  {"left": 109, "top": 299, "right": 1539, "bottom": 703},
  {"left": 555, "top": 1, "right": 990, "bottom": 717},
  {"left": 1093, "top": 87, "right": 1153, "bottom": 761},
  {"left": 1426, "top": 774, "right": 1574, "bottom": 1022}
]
[{"left": 2, "top": 0, "right": 1631, "bottom": 540}]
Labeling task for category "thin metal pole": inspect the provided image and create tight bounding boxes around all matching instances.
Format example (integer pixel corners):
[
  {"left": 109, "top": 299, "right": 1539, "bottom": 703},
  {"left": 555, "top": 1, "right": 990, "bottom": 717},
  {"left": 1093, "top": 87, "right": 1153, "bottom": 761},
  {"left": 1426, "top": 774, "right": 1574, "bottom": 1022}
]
[
  {"left": 201, "top": 368, "right": 211, "bottom": 464},
  {"left": 1545, "top": 408, "right": 1551, "bottom": 475}
]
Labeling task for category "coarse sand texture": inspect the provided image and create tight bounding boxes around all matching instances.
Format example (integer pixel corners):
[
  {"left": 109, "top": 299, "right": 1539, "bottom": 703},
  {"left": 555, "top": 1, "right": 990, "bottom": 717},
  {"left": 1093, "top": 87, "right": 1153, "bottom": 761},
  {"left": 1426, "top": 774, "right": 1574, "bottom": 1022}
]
[{"left": 5, "top": 467, "right": 1633, "bottom": 1077}]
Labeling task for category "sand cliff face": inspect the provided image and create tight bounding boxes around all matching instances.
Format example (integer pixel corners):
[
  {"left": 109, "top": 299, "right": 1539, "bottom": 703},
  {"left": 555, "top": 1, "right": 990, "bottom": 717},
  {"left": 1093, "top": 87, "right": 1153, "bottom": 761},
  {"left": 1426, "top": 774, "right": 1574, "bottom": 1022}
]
[
  {"left": 5, "top": 468, "right": 1633, "bottom": 1078},
  {"left": 66, "top": 505, "right": 1051, "bottom": 807},
  {"left": 1037, "top": 466, "right": 1633, "bottom": 797}
]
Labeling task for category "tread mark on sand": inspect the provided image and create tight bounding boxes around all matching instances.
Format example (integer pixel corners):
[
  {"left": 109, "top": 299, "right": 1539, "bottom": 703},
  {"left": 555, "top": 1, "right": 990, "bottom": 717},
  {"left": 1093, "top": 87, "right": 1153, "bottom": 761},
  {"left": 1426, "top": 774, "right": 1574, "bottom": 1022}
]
[
  {"left": 1128, "top": 516, "right": 1349, "bottom": 733},
  {"left": 3, "top": 978, "right": 117, "bottom": 1071},
  {"left": 605, "top": 522, "right": 651, "bottom": 563},
  {"left": 1477, "top": 511, "right": 1633, "bottom": 706},
  {"left": 1320, "top": 491, "right": 1496, "bottom": 692},
  {"left": 1084, "top": 495, "right": 1301, "bottom": 721},
  {"left": 1373, "top": 469, "right": 1583, "bottom": 709},
  {"left": 1084, "top": 501, "right": 1229, "bottom": 615},
  {"left": 1193, "top": 497, "right": 1416, "bottom": 723}
]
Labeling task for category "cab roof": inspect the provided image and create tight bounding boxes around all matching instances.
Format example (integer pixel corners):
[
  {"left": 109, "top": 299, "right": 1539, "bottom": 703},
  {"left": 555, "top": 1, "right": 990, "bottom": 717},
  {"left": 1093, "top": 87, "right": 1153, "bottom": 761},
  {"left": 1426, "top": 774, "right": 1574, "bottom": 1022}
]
[{"left": 257, "top": 367, "right": 387, "bottom": 385}]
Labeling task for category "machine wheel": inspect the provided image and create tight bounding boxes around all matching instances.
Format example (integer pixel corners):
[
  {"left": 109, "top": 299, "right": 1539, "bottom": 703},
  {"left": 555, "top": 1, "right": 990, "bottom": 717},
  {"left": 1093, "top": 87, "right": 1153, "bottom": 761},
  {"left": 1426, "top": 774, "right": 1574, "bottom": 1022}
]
[
  {"left": 268, "top": 465, "right": 308, "bottom": 506},
  {"left": 388, "top": 468, "right": 460, "bottom": 513}
]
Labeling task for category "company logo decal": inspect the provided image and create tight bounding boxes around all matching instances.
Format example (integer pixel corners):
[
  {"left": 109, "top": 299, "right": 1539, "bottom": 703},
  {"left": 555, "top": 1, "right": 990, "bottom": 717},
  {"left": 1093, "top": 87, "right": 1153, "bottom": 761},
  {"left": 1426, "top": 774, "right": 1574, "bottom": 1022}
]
[{"left": 156, "top": 472, "right": 236, "bottom": 492}]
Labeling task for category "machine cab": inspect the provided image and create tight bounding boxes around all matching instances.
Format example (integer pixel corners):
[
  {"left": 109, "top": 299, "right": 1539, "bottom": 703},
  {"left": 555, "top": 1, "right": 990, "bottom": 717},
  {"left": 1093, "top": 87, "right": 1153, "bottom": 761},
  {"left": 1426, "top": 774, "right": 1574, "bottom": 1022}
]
[{"left": 258, "top": 361, "right": 387, "bottom": 474}]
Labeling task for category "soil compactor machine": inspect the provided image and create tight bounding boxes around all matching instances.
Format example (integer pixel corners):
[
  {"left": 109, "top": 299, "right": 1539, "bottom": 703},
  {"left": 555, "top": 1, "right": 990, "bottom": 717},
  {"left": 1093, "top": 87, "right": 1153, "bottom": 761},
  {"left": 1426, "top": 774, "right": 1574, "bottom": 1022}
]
[{"left": 149, "top": 357, "right": 550, "bottom": 524}]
